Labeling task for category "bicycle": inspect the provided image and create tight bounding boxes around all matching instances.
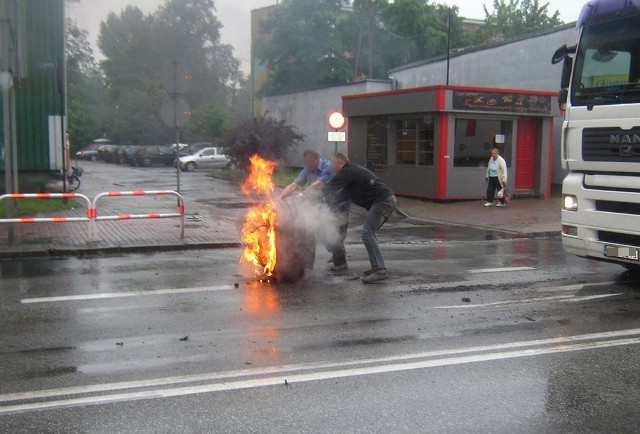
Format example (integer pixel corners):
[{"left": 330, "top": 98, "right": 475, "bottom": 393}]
[{"left": 67, "top": 161, "right": 83, "bottom": 192}]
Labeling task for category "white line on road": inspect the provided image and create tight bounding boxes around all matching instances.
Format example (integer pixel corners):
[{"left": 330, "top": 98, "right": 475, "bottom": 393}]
[
  {"left": 433, "top": 292, "right": 624, "bottom": 309},
  {"left": 468, "top": 266, "right": 536, "bottom": 273},
  {"left": 20, "top": 285, "right": 234, "bottom": 304},
  {"left": 2, "top": 328, "right": 640, "bottom": 414},
  {"left": 564, "top": 293, "right": 624, "bottom": 302}
]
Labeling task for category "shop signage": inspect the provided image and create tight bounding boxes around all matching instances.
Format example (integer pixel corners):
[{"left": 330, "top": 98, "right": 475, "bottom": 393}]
[
  {"left": 328, "top": 131, "right": 346, "bottom": 142},
  {"left": 452, "top": 90, "right": 552, "bottom": 114},
  {"left": 366, "top": 116, "right": 388, "bottom": 173}
]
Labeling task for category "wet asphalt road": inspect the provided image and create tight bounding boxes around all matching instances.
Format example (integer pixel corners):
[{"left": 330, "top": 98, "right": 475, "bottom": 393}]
[{"left": 1, "top": 162, "right": 640, "bottom": 433}]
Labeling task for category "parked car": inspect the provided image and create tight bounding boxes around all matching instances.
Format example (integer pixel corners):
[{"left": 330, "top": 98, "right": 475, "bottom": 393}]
[
  {"left": 97, "top": 144, "right": 119, "bottom": 163},
  {"left": 115, "top": 145, "right": 141, "bottom": 166},
  {"left": 76, "top": 139, "right": 112, "bottom": 161},
  {"left": 178, "top": 147, "right": 230, "bottom": 172},
  {"left": 133, "top": 145, "right": 177, "bottom": 167},
  {"left": 173, "top": 143, "right": 215, "bottom": 162},
  {"left": 189, "top": 142, "right": 216, "bottom": 153},
  {"left": 75, "top": 144, "right": 101, "bottom": 161},
  {"left": 169, "top": 143, "right": 190, "bottom": 154}
]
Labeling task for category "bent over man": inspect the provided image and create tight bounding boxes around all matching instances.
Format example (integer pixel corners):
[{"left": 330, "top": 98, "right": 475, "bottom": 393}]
[
  {"left": 276, "top": 149, "right": 333, "bottom": 201},
  {"left": 324, "top": 153, "right": 396, "bottom": 284},
  {"left": 276, "top": 149, "right": 349, "bottom": 271}
]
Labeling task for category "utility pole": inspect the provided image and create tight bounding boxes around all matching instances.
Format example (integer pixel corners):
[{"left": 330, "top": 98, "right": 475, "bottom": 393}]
[
  {"left": 1, "top": 1, "right": 17, "bottom": 242},
  {"left": 446, "top": 7, "right": 452, "bottom": 86},
  {"left": 368, "top": 0, "right": 374, "bottom": 79}
]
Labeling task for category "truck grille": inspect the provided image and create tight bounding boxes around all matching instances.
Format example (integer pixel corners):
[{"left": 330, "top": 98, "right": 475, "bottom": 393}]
[
  {"left": 596, "top": 200, "right": 640, "bottom": 215},
  {"left": 598, "top": 231, "right": 640, "bottom": 247},
  {"left": 583, "top": 127, "right": 640, "bottom": 162}
]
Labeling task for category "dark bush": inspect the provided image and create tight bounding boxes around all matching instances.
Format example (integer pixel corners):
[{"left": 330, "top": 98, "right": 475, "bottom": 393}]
[{"left": 222, "top": 117, "right": 304, "bottom": 171}]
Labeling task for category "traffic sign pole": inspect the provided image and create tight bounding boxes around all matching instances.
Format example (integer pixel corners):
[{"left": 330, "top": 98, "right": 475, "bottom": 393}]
[
  {"left": 327, "top": 110, "right": 346, "bottom": 155},
  {"left": 160, "top": 60, "right": 193, "bottom": 195},
  {"left": 174, "top": 61, "right": 180, "bottom": 194}
]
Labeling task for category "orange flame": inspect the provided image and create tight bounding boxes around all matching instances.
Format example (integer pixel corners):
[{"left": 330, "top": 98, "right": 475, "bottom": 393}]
[{"left": 240, "top": 155, "right": 278, "bottom": 277}]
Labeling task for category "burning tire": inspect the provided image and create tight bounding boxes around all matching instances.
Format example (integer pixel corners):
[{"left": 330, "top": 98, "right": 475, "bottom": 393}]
[
  {"left": 273, "top": 199, "right": 316, "bottom": 282},
  {"left": 240, "top": 155, "right": 316, "bottom": 282}
]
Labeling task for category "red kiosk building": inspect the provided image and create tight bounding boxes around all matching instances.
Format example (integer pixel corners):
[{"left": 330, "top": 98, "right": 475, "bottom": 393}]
[{"left": 343, "top": 85, "right": 559, "bottom": 200}]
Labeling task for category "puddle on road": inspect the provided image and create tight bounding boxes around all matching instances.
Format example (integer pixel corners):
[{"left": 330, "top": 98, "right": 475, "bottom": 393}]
[
  {"left": 195, "top": 200, "right": 259, "bottom": 209},
  {"left": 20, "top": 366, "right": 78, "bottom": 379},
  {"left": 379, "top": 225, "right": 526, "bottom": 243}
]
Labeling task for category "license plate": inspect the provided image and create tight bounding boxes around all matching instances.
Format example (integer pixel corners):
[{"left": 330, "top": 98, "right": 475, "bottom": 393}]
[{"left": 603, "top": 245, "right": 640, "bottom": 261}]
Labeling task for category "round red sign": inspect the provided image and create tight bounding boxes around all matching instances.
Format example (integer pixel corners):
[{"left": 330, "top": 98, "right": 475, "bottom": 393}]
[{"left": 327, "top": 110, "right": 346, "bottom": 130}]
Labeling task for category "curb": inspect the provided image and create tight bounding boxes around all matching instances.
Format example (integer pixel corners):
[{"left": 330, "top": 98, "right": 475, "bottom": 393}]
[
  {"left": 399, "top": 215, "right": 560, "bottom": 239},
  {"left": 0, "top": 241, "right": 242, "bottom": 259}
]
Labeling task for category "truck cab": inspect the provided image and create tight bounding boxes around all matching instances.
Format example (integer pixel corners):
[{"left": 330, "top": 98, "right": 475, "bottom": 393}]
[{"left": 554, "top": 0, "right": 640, "bottom": 270}]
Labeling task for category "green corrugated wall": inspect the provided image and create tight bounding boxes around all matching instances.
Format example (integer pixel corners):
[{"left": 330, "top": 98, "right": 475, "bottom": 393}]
[{"left": 1, "top": 0, "right": 65, "bottom": 172}]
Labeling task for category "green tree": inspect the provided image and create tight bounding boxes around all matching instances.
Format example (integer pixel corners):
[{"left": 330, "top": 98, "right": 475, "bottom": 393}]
[
  {"left": 257, "top": 0, "right": 469, "bottom": 93},
  {"left": 65, "top": 18, "right": 106, "bottom": 151},
  {"left": 372, "top": 0, "right": 469, "bottom": 75},
  {"left": 97, "top": 0, "right": 245, "bottom": 145},
  {"left": 186, "top": 100, "right": 231, "bottom": 143},
  {"left": 256, "top": 0, "right": 353, "bottom": 94},
  {"left": 476, "top": 0, "right": 563, "bottom": 43}
]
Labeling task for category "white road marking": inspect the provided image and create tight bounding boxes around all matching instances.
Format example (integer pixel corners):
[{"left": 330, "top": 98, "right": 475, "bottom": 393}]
[
  {"left": 565, "top": 293, "right": 624, "bottom": 302},
  {"left": 433, "top": 294, "right": 574, "bottom": 309},
  {"left": 2, "top": 328, "right": 640, "bottom": 414},
  {"left": 20, "top": 285, "right": 233, "bottom": 304},
  {"left": 433, "top": 292, "right": 624, "bottom": 309},
  {"left": 469, "top": 266, "right": 536, "bottom": 274}
]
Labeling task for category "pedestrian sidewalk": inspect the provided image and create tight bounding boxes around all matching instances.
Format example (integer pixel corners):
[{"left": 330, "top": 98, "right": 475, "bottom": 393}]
[
  {"left": 0, "top": 168, "right": 562, "bottom": 257},
  {"left": 0, "top": 198, "right": 242, "bottom": 257},
  {"left": 394, "top": 195, "right": 561, "bottom": 237}
]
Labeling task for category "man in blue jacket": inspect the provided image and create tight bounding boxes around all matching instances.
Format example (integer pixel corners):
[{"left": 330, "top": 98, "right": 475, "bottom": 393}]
[
  {"left": 276, "top": 149, "right": 349, "bottom": 271},
  {"left": 324, "top": 153, "right": 396, "bottom": 283}
]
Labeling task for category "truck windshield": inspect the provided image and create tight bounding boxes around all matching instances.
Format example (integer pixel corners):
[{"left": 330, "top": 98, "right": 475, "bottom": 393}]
[{"left": 572, "top": 16, "right": 640, "bottom": 106}]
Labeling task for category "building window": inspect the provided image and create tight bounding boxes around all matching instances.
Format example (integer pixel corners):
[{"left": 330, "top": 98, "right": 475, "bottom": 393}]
[
  {"left": 394, "top": 115, "right": 435, "bottom": 166},
  {"left": 453, "top": 118, "right": 512, "bottom": 167}
]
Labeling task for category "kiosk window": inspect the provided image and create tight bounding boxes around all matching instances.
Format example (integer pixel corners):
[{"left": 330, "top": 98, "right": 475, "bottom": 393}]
[
  {"left": 454, "top": 118, "right": 512, "bottom": 167},
  {"left": 394, "top": 116, "right": 434, "bottom": 166}
]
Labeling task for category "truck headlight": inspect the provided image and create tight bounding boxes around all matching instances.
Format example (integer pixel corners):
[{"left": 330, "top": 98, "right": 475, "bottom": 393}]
[{"left": 563, "top": 194, "right": 578, "bottom": 211}]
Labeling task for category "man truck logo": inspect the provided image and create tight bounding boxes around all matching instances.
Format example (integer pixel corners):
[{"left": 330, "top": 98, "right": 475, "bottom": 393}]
[
  {"left": 609, "top": 134, "right": 640, "bottom": 157},
  {"left": 609, "top": 134, "right": 640, "bottom": 144},
  {"left": 619, "top": 145, "right": 633, "bottom": 157}
]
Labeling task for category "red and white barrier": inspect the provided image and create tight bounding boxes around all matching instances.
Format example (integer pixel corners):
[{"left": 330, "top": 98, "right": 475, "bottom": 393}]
[
  {"left": 90, "top": 190, "right": 185, "bottom": 240},
  {"left": 0, "top": 193, "right": 92, "bottom": 224},
  {"left": 0, "top": 191, "right": 185, "bottom": 242}
]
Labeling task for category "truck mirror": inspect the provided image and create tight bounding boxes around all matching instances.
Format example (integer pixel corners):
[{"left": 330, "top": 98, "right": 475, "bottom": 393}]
[
  {"left": 558, "top": 88, "right": 568, "bottom": 111},
  {"left": 552, "top": 44, "right": 568, "bottom": 64},
  {"left": 561, "top": 56, "right": 573, "bottom": 89}
]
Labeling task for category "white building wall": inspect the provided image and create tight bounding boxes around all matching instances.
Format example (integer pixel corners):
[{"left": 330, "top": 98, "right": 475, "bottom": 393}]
[
  {"left": 261, "top": 24, "right": 579, "bottom": 182},
  {"left": 390, "top": 25, "right": 579, "bottom": 185},
  {"left": 261, "top": 81, "right": 392, "bottom": 167},
  {"left": 391, "top": 25, "right": 578, "bottom": 91}
]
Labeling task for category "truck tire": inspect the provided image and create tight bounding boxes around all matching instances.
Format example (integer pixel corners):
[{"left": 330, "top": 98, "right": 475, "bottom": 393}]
[{"left": 274, "top": 199, "right": 316, "bottom": 282}]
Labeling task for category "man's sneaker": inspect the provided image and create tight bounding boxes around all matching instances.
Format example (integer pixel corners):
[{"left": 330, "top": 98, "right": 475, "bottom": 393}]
[
  {"left": 331, "top": 263, "right": 348, "bottom": 272},
  {"left": 483, "top": 202, "right": 493, "bottom": 207},
  {"left": 362, "top": 268, "right": 375, "bottom": 277},
  {"left": 362, "top": 269, "right": 389, "bottom": 284},
  {"left": 495, "top": 202, "right": 506, "bottom": 207}
]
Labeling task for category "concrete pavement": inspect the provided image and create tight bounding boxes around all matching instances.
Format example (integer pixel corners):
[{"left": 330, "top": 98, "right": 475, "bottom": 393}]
[
  {"left": 395, "top": 195, "right": 561, "bottom": 237},
  {"left": 0, "top": 162, "right": 561, "bottom": 257}
]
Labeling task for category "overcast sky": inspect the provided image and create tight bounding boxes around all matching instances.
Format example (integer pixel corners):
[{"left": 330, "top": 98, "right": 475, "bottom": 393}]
[{"left": 66, "top": 0, "right": 585, "bottom": 74}]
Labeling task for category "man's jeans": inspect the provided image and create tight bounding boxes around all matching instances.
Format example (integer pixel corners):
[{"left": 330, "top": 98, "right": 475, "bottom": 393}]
[
  {"left": 362, "top": 195, "right": 396, "bottom": 270},
  {"left": 317, "top": 203, "right": 350, "bottom": 266},
  {"left": 318, "top": 210, "right": 349, "bottom": 266}
]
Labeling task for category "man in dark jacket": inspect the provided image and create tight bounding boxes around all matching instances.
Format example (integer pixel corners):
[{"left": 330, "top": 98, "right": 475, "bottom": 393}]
[{"left": 324, "top": 153, "right": 396, "bottom": 283}]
